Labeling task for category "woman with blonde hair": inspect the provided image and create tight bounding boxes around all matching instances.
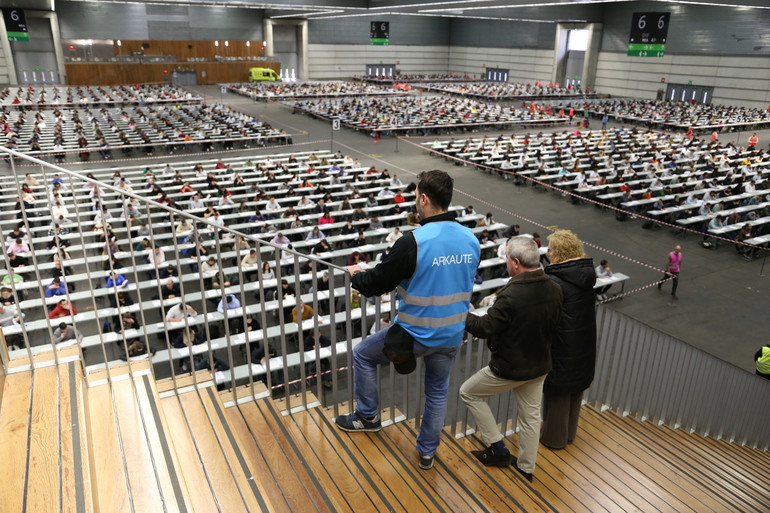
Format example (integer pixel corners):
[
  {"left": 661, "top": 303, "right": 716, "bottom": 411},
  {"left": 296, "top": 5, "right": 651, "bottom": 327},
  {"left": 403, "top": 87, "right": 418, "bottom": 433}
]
[{"left": 541, "top": 230, "right": 597, "bottom": 449}]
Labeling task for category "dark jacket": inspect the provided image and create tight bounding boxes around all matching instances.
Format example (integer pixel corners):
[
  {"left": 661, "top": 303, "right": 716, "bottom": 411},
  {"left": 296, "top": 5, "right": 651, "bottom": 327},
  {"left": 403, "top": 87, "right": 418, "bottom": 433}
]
[
  {"left": 544, "top": 258, "right": 597, "bottom": 394},
  {"left": 465, "top": 269, "right": 563, "bottom": 381}
]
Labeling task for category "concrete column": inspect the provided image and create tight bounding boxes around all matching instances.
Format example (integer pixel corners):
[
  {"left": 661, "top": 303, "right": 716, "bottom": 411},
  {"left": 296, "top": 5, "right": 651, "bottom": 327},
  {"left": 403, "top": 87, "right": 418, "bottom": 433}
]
[
  {"left": 298, "top": 20, "right": 308, "bottom": 80},
  {"left": 0, "top": 13, "right": 18, "bottom": 85},
  {"left": 582, "top": 23, "right": 603, "bottom": 92},
  {"left": 264, "top": 19, "right": 274, "bottom": 58}
]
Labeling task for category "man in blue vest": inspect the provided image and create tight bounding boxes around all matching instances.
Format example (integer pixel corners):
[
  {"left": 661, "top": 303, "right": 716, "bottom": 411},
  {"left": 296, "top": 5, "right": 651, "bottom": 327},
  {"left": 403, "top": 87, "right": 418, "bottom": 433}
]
[{"left": 335, "top": 169, "right": 480, "bottom": 470}]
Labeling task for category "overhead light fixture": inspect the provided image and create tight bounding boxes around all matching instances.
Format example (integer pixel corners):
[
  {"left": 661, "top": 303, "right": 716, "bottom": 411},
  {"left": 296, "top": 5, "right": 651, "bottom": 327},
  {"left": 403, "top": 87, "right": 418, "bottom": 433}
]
[{"left": 214, "top": 40, "right": 219, "bottom": 47}]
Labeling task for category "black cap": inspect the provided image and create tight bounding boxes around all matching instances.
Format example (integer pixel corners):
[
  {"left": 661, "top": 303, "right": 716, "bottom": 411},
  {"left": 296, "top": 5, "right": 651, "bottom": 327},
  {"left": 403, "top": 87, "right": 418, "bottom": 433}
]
[{"left": 382, "top": 323, "right": 416, "bottom": 375}]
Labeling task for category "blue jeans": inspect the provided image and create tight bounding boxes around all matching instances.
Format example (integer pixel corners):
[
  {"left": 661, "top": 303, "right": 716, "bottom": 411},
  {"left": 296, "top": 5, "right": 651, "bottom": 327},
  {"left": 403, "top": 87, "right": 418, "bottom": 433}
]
[{"left": 353, "top": 325, "right": 460, "bottom": 456}]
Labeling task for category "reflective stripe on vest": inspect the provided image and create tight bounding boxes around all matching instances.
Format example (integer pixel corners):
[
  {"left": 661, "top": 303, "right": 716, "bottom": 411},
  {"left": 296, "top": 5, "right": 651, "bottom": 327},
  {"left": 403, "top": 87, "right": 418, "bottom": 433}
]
[
  {"left": 757, "top": 347, "right": 770, "bottom": 374},
  {"left": 396, "top": 221, "right": 479, "bottom": 348},
  {"left": 396, "top": 286, "right": 472, "bottom": 307},
  {"left": 397, "top": 310, "right": 470, "bottom": 329}
]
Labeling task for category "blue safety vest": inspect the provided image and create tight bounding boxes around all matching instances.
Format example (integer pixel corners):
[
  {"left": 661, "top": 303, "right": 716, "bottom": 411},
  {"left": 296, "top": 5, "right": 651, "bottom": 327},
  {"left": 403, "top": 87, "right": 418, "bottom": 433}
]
[{"left": 395, "top": 221, "right": 480, "bottom": 347}]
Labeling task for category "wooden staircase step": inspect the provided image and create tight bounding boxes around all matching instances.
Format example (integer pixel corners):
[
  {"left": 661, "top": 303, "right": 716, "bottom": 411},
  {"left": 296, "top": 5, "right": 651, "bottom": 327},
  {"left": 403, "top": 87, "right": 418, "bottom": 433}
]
[
  {"left": 593, "top": 407, "right": 769, "bottom": 512},
  {"left": 429, "top": 424, "right": 554, "bottom": 513},
  {"left": 175, "top": 386, "right": 273, "bottom": 512},
  {"left": 85, "top": 359, "right": 151, "bottom": 386},
  {"left": 236, "top": 399, "right": 333, "bottom": 513},
  {"left": 85, "top": 379, "right": 132, "bottom": 513},
  {"left": 159, "top": 395, "right": 224, "bottom": 513},
  {"left": 378, "top": 417, "right": 499, "bottom": 513},
  {"left": 0, "top": 370, "right": 32, "bottom": 512},
  {"left": 156, "top": 370, "right": 213, "bottom": 394},
  {"left": 0, "top": 363, "right": 94, "bottom": 513},
  {"left": 225, "top": 404, "right": 297, "bottom": 513},
  {"left": 578, "top": 406, "right": 711, "bottom": 513},
  {"left": 110, "top": 376, "right": 185, "bottom": 512},
  {"left": 7, "top": 343, "right": 81, "bottom": 372},
  {"left": 254, "top": 398, "right": 364, "bottom": 512},
  {"left": 58, "top": 362, "right": 94, "bottom": 513},
  {"left": 25, "top": 365, "right": 61, "bottom": 512},
  {"left": 311, "top": 407, "right": 451, "bottom": 512},
  {"left": 636, "top": 414, "right": 770, "bottom": 484},
  {"left": 130, "top": 372, "right": 192, "bottom": 513},
  {"left": 219, "top": 381, "right": 270, "bottom": 407}
]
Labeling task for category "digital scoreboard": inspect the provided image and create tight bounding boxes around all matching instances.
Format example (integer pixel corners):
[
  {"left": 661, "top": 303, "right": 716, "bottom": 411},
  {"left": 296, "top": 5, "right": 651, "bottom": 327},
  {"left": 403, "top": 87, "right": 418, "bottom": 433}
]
[
  {"left": 370, "top": 21, "right": 389, "bottom": 46},
  {"left": 628, "top": 12, "right": 670, "bottom": 57}
]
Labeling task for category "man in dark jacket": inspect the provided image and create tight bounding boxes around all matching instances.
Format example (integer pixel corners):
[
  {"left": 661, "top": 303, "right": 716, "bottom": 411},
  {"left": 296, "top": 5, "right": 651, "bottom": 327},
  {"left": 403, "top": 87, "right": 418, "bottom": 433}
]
[{"left": 460, "top": 236, "right": 562, "bottom": 481}]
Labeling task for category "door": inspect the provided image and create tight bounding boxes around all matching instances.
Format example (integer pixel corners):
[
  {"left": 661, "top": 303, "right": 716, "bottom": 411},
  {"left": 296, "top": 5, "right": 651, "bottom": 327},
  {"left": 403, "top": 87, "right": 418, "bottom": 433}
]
[{"left": 11, "top": 17, "right": 58, "bottom": 84}]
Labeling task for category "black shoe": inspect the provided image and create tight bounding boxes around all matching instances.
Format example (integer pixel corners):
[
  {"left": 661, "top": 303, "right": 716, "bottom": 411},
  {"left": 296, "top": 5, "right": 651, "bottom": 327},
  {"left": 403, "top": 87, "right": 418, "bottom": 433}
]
[
  {"left": 471, "top": 446, "right": 512, "bottom": 467},
  {"left": 335, "top": 411, "right": 382, "bottom": 432},
  {"left": 512, "top": 457, "right": 533, "bottom": 482},
  {"left": 419, "top": 454, "right": 434, "bottom": 470}
]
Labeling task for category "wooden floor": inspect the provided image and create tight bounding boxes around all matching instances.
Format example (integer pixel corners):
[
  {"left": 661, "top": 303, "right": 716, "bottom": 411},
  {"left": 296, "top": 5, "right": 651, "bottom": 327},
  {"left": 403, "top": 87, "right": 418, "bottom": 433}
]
[
  {"left": 226, "top": 399, "right": 770, "bottom": 513},
  {"left": 1, "top": 362, "right": 768, "bottom": 512}
]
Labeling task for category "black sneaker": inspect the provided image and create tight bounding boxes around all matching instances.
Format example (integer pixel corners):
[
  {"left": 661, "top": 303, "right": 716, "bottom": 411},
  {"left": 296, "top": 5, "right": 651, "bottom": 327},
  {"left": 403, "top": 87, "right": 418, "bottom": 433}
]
[
  {"left": 512, "top": 457, "right": 533, "bottom": 482},
  {"left": 470, "top": 446, "right": 512, "bottom": 467},
  {"left": 334, "top": 411, "right": 382, "bottom": 432},
  {"left": 419, "top": 454, "right": 434, "bottom": 470}
]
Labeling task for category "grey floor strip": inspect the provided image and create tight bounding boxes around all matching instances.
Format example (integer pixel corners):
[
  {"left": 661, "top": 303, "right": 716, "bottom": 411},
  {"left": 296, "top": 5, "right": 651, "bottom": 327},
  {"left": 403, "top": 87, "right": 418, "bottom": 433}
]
[
  {"left": 69, "top": 363, "right": 87, "bottom": 513},
  {"left": 141, "top": 375, "right": 189, "bottom": 513},
  {"left": 205, "top": 387, "right": 270, "bottom": 512}
]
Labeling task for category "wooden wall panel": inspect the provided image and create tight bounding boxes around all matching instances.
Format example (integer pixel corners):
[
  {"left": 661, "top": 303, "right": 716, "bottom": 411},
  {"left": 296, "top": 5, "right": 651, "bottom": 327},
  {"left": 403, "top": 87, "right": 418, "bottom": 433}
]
[
  {"left": 64, "top": 62, "right": 281, "bottom": 86},
  {"left": 112, "top": 40, "right": 266, "bottom": 61}
]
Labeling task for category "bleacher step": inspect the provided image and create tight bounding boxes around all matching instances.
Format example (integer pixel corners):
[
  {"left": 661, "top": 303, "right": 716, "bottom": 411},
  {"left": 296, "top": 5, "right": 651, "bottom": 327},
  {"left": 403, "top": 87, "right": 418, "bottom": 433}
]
[
  {"left": 86, "top": 373, "right": 188, "bottom": 513},
  {"left": 166, "top": 386, "right": 276, "bottom": 512},
  {"left": 0, "top": 363, "right": 94, "bottom": 513}
]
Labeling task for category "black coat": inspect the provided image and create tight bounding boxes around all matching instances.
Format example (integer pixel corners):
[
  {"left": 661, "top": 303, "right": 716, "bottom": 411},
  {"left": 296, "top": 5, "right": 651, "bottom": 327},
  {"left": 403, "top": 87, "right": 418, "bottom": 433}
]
[
  {"left": 465, "top": 269, "right": 563, "bottom": 382},
  {"left": 544, "top": 258, "right": 597, "bottom": 395}
]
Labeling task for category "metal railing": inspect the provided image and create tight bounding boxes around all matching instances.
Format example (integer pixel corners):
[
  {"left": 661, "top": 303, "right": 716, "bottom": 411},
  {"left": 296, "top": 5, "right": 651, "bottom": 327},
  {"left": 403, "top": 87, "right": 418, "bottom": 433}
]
[
  {"left": 1, "top": 146, "right": 767, "bottom": 451},
  {"left": 0, "top": 146, "right": 379, "bottom": 414}
]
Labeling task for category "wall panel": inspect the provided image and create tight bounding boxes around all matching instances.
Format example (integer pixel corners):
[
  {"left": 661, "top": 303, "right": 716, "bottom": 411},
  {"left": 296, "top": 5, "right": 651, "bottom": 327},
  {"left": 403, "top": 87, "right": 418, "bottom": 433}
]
[
  {"left": 64, "top": 62, "right": 280, "bottom": 86},
  {"left": 309, "top": 16, "right": 450, "bottom": 46},
  {"left": 307, "top": 44, "right": 449, "bottom": 79},
  {"left": 448, "top": 47, "right": 555, "bottom": 83},
  {"left": 594, "top": 51, "right": 770, "bottom": 107},
  {"left": 57, "top": 0, "right": 263, "bottom": 41},
  {"left": 599, "top": 2, "right": 770, "bottom": 56}
]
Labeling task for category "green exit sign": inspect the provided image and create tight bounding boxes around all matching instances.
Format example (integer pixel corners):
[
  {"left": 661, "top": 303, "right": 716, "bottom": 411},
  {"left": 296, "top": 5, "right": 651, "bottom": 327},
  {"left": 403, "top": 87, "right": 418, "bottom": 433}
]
[
  {"left": 627, "top": 43, "right": 665, "bottom": 57},
  {"left": 370, "top": 38, "right": 389, "bottom": 46},
  {"left": 627, "top": 50, "right": 665, "bottom": 57}
]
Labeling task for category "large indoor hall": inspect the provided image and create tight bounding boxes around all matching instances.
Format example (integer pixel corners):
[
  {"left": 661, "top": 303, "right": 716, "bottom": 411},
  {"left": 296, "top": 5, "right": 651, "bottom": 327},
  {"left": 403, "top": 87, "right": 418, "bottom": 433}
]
[{"left": 0, "top": 1, "right": 768, "bottom": 512}]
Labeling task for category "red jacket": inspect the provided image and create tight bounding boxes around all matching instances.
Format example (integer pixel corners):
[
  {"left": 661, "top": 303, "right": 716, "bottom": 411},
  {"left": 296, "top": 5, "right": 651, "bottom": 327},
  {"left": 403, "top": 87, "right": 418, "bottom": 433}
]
[{"left": 49, "top": 303, "right": 78, "bottom": 319}]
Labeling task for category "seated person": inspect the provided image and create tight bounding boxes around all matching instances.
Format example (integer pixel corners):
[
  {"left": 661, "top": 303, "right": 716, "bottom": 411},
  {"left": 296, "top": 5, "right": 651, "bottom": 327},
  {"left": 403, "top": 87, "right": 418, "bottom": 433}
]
[
  {"left": 45, "top": 277, "right": 67, "bottom": 298},
  {"left": 53, "top": 322, "right": 83, "bottom": 346},
  {"left": 594, "top": 259, "right": 614, "bottom": 300},
  {"left": 114, "top": 310, "right": 141, "bottom": 333},
  {"left": 166, "top": 303, "right": 197, "bottom": 323},
  {"left": 161, "top": 279, "right": 181, "bottom": 300},
  {"left": 49, "top": 299, "right": 78, "bottom": 319}
]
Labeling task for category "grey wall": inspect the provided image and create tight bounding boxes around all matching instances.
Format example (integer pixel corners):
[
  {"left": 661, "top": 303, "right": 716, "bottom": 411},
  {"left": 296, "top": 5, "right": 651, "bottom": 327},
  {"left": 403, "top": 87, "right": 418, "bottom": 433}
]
[
  {"left": 594, "top": 2, "right": 770, "bottom": 107},
  {"left": 308, "top": 15, "right": 450, "bottom": 46},
  {"left": 56, "top": 1, "right": 264, "bottom": 41},
  {"left": 600, "top": 1, "right": 770, "bottom": 56},
  {"left": 448, "top": 19, "right": 556, "bottom": 49}
]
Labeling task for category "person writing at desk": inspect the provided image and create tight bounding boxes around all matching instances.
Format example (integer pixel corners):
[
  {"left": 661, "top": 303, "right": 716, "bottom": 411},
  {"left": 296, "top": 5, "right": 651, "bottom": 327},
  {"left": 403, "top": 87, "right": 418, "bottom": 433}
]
[
  {"left": 595, "top": 259, "right": 613, "bottom": 301},
  {"left": 49, "top": 299, "right": 78, "bottom": 319}
]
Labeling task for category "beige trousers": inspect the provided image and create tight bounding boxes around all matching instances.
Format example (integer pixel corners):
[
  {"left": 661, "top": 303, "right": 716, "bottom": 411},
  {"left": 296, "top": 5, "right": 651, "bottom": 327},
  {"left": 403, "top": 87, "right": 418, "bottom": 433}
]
[{"left": 460, "top": 366, "right": 546, "bottom": 473}]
